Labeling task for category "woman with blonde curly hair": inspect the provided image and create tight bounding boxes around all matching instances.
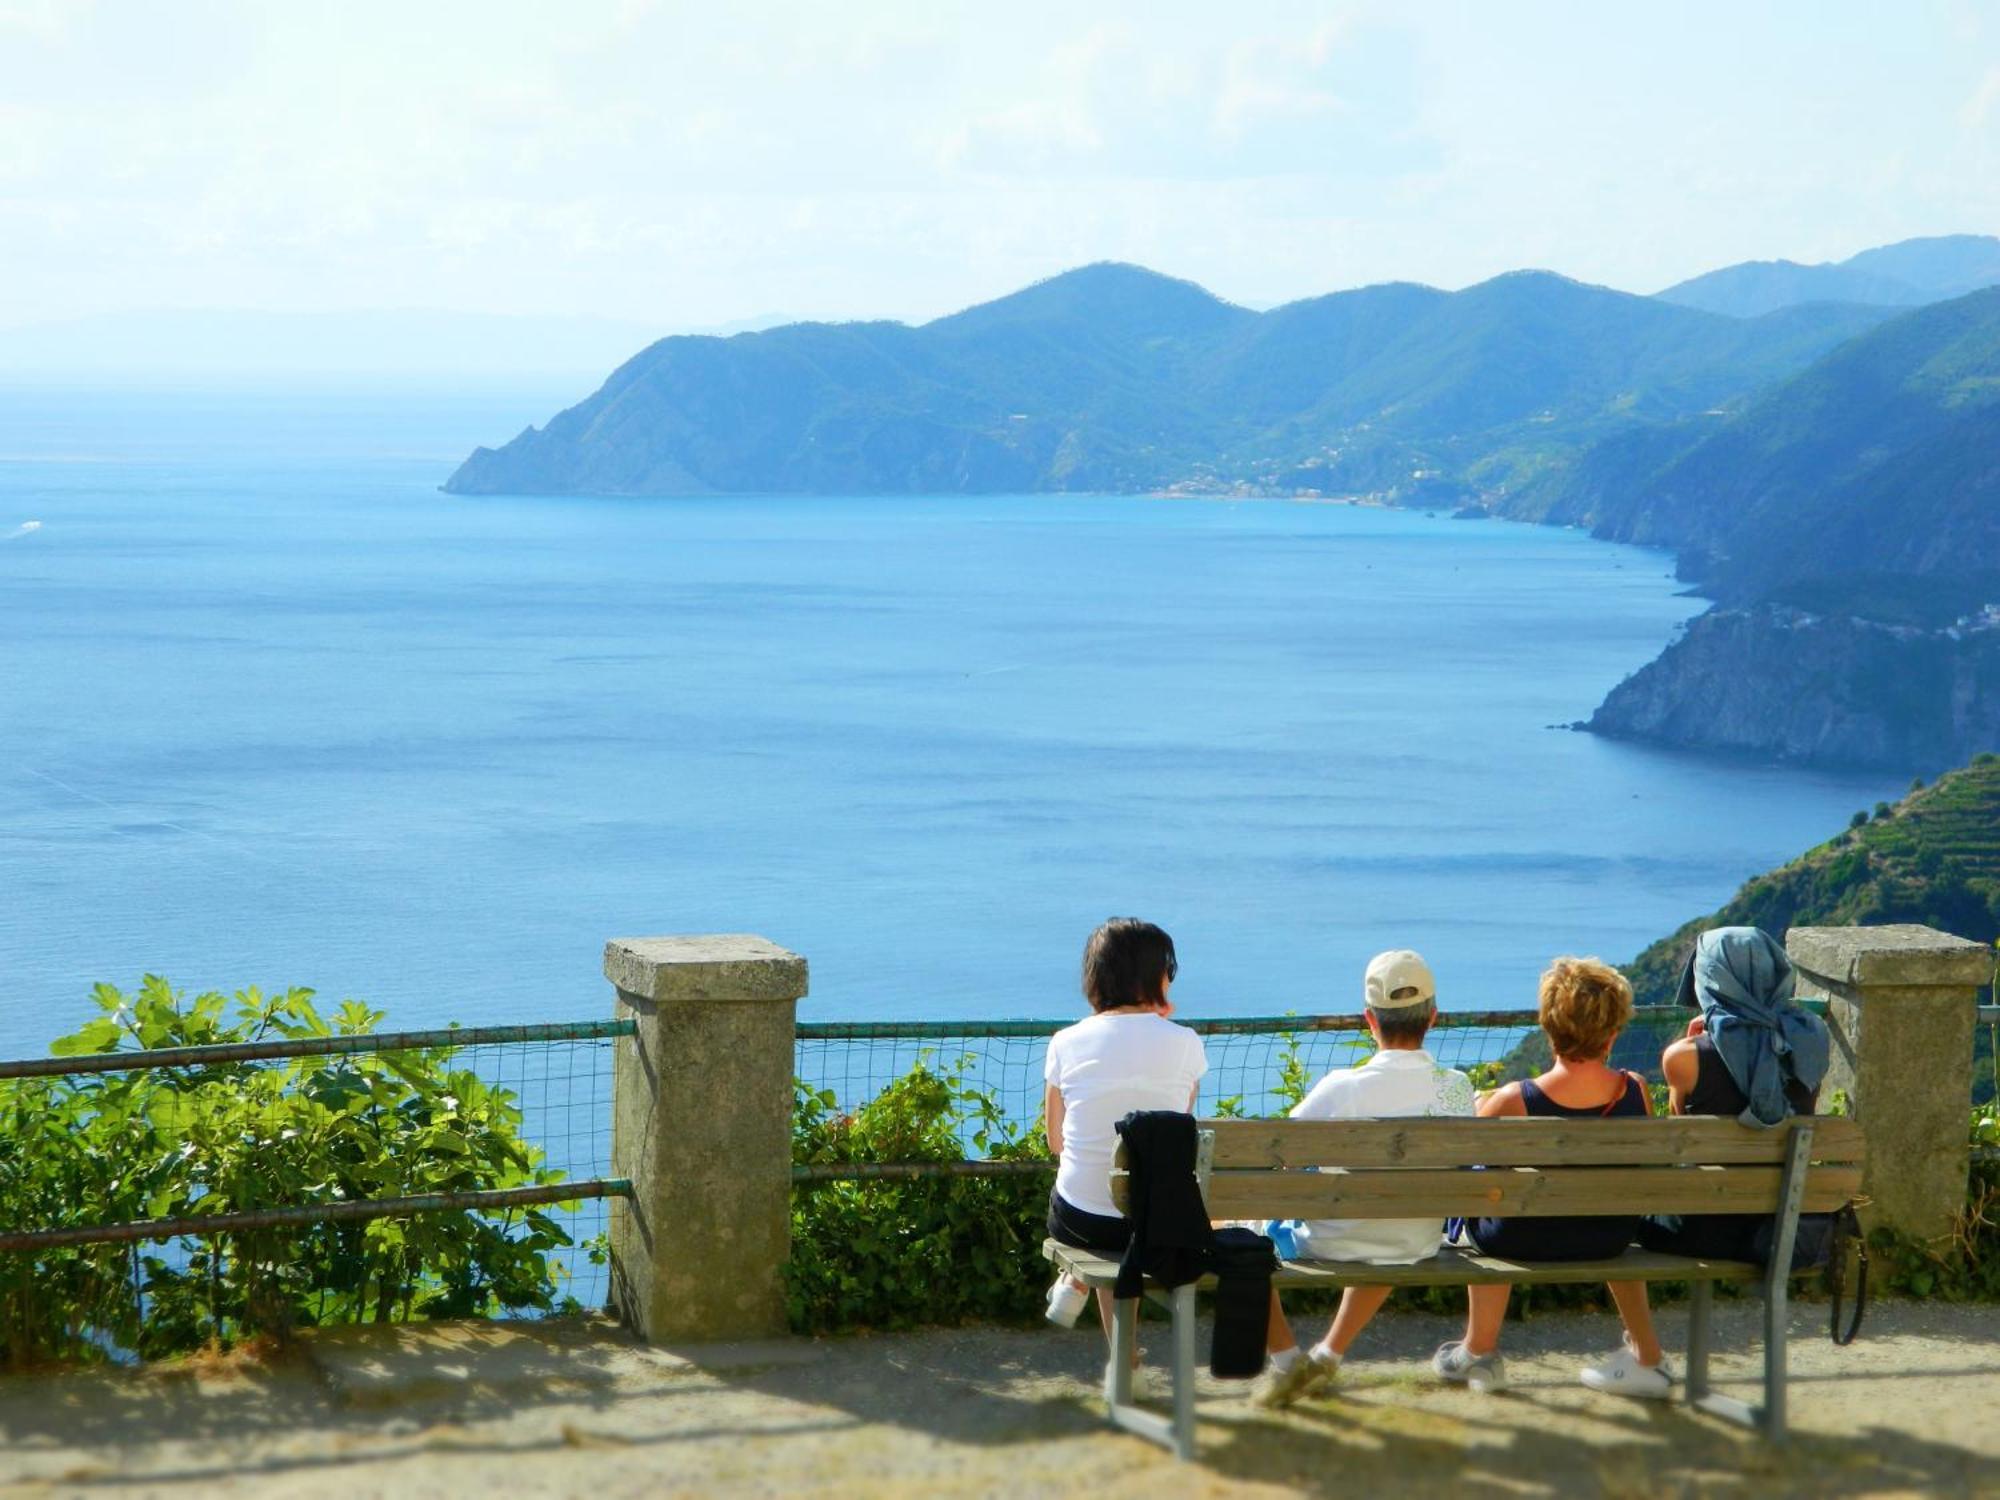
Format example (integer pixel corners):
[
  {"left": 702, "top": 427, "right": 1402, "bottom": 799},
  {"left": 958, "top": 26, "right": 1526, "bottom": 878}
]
[{"left": 1430, "top": 956, "right": 1674, "bottom": 1400}]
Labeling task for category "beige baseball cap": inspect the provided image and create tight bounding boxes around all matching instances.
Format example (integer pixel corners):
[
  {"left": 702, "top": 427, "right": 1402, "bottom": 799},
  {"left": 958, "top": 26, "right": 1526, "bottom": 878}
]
[{"left": 1364, "top": 949, "right": 1436, "bottom": 1010}]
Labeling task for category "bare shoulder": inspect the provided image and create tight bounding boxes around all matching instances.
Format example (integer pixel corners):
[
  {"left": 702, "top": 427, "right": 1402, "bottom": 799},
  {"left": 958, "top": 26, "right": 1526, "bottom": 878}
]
[{"left": 1475, "top": 1081, "right": 1526, "bottom": 1118}]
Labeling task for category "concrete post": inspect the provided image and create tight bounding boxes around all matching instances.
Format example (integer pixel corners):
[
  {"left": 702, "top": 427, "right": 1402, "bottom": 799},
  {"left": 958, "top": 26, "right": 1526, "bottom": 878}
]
[
  {"left": 1787, "top": 924, "right": 1991, "bottom": 1244},
  {"left": 605, "top": 934, "right": 808, "bottom": 1342}
]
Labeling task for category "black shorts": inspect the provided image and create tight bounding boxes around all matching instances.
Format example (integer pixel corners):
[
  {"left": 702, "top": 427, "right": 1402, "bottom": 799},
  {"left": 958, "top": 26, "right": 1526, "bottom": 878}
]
[
  {"left": 1047, "top": 1190, "right": 1130, "bottom": 1253},
  {"left": 1468, "top": 1213, "right": 1639, "bottom": 1262}
]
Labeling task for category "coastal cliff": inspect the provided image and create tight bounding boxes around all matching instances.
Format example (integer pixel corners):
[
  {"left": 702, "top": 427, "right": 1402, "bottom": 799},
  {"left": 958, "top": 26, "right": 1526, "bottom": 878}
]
[{"left": 1588, "top": 604, "right": 2000, "bottom": 770}]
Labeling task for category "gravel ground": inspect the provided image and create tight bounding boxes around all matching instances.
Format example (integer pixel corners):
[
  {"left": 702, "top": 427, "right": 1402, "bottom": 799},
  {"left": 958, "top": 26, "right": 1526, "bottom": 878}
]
[{"left": 0, "top": 1299, "right": 1995, "bottom": 1499}]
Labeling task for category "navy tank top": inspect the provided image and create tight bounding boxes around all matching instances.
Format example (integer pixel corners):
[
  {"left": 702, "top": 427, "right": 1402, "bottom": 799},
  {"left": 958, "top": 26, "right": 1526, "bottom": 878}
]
[{"left": 1469, "top": 1072, "right": 1647, "bottom": 1263}]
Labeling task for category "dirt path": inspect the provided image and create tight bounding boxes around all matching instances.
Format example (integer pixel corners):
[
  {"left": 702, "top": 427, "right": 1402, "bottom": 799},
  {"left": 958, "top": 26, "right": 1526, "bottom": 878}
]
[{"left": 0, "top": 1299, "right": 1995, "bottom": 1498}]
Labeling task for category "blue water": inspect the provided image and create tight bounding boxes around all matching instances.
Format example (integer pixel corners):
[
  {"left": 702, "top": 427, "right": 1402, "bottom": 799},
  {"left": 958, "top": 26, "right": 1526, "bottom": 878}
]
[{"left": 0, "top": 390, "right": 1899, "bottom": 1057}]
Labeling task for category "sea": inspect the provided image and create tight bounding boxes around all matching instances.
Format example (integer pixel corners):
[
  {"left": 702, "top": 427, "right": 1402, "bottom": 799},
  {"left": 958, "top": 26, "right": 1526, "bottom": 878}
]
[{"left": 0, "top": 386, "right": 1900, "bottom": 1060}]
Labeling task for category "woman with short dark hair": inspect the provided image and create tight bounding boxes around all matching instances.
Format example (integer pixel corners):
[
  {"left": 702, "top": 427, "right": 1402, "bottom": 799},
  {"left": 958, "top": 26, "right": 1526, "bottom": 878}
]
[{"left": 1042, "top": 919, "right": 1207, "bottom": 1380}]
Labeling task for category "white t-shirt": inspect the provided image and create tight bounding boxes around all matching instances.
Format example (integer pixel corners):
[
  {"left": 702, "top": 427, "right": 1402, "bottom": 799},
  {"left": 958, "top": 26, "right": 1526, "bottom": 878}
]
[
  {"left": 1287, "top": 1047, "right": 1475, "bottom": 1265},
  {"left": 1044, "top": 1012, "right": 1208, "bottom": 1219}
]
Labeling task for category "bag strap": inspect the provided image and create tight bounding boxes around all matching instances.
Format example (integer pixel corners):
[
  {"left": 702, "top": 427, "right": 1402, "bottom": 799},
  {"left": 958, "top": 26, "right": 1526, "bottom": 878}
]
[{"left": 1827, "top": 1203, "right": 1869, "bottom": 1346}]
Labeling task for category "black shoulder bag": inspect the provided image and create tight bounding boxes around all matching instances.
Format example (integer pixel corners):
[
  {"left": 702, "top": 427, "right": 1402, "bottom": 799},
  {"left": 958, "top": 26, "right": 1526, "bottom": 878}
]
[{"left": 1825, "top": 1203, "right": 1869, "bottom": 1347}]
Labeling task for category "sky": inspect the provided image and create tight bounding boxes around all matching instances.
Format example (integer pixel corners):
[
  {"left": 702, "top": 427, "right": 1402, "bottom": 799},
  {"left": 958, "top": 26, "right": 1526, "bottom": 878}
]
[{"left": 1, "top": 0, "right": 1998, "bottom": 352}]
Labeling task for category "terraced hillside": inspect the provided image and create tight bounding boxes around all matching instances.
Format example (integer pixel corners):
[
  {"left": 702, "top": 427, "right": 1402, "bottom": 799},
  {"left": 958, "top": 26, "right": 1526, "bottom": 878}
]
[
  {"left": 1625, "top": 753, "right": 2000, "bottom": 1008},
  {"left": 1621, "top": 755, "right": 2000, "bottom": 1103},
  {"left": 1501, "top": 757, "right": 2000, "bottom": 1093}
]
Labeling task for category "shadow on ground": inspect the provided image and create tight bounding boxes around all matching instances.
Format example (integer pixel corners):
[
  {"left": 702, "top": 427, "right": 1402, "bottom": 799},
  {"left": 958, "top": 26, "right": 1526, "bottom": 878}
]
[{"left": 0, "top": 1300, "right": 1993, "bottom": 1497}]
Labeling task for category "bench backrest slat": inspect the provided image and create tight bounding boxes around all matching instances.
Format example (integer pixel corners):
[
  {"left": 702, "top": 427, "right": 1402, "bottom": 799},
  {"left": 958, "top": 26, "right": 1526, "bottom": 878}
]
[
  {"left": 1193, "top": 1162, "right": 1862, "bottom": 1220},
  {"left": 1205, "top": 1115, "right": 1862, "bottom": 1170},
  {"left": 1107, "top": 1114, "right": 1866, "bottom": 1222}
]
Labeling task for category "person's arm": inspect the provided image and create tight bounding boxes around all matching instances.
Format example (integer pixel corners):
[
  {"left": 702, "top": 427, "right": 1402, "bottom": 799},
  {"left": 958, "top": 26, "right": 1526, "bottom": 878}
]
[
  {"left": 1661, "top": 1040, "right": 1700, "bottom": 1115},
  {"left": 1045, "top": 1082, "right": 1066, "bottom": 1156},
  {"left": 1476, "top": 1081, "right": 1526, "bottom": 1118}
]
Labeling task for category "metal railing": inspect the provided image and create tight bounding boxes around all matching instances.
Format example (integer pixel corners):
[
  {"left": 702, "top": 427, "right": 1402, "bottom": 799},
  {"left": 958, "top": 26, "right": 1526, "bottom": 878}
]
[
  {"left": 0, "top": 1019, "right": 634, "bottom": 1299},
  {"left": 0, "top": 1018, "right": 635, "bottom": 1080},
  {"left": 791, "top": 1005, "right": 1703, "bottom": 1182}
]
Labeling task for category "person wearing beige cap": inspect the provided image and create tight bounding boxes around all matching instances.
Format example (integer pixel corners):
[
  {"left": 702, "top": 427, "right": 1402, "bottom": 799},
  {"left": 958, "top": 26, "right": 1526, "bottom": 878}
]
[{"left": 1252, "top": 949, "right": 1475, "bottom": 1410}]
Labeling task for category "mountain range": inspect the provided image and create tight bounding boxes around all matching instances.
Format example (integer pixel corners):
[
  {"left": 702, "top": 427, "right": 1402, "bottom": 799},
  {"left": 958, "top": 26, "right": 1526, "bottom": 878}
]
[
  {"left": 1656, "top": 234, "right": 2000, "bottom": 318},
  {"left": 445, "top": 263, "right": 1886, "bottom": 499},
  {"left": 444, "top": 236, "right": 2000, "bottom": 774}
]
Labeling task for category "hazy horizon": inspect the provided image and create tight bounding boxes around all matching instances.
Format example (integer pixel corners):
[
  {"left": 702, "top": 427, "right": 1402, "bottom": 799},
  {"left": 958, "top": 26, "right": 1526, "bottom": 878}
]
[
  {"left": 3, "top": 236, "right": 1993, "bottom": 385},
  {"left": 4, "top": 1, "right": 1997, "bottom": 369}
]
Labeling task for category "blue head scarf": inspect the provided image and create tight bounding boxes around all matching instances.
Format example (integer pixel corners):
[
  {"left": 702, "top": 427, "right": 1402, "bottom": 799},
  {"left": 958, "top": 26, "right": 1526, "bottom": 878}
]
[{"left": 1675, "top": 926, "right": 1828, "bottom": 1126}]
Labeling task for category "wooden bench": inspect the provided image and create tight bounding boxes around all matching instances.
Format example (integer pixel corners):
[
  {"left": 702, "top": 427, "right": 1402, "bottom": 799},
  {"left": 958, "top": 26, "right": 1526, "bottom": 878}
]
[{"left": 1044, "top": 1114, "right": 1864, "bottom": 1460}]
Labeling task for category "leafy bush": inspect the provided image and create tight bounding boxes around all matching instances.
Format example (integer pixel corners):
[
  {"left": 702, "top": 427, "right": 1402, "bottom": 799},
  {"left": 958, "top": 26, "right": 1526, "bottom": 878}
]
[
  {"left": 786, "top": 1053, "right": 1051, "bottom": 1332},
  {"left": 0, "top": 979, "right": 579, "bottom": 1369}
]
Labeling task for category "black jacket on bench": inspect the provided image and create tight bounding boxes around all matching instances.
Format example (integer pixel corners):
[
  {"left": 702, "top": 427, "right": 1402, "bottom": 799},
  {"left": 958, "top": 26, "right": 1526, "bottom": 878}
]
[
  {"left": 1111, "top": 1110, "right": 1277, "bottom": 1379},
  {"left": 1112, "top": 1111, "right": 1210, "bottom": 1299}
]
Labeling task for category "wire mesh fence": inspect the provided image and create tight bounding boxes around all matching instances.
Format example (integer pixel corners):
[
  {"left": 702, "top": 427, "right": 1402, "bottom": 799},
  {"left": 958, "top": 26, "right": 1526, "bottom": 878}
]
[
  {"left": 793, "top": 1007, "right": 1697, "bottom": 1161},
  {"left": 0, "top": 1019, "right": 628, "bottom": 1360}
]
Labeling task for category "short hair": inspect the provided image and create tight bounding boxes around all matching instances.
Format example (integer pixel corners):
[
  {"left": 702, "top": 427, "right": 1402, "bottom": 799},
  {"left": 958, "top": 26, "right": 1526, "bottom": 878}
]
[
  {"left": 1538, "top": 956, "right": 1633, "bottom": 1061},
  {"left": 1081, "top": 919, "right": 1178, "bottom": 1013},
  {"left": 1371, "top": 1003, "right": 1434, "bottom": 1048}
]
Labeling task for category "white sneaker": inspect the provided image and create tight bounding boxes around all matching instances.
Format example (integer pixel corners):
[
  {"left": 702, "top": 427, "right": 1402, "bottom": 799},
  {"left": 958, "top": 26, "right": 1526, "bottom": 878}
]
[
  {"left": 1580, "top": 1343, "right": 1675, "bottom": 1400},
  {"left": 1432, "top": 1339, "right": 1508, "bottom": 1394},
  {"left": 1103, "top": 1360, "right": 1151, "bottom": 1404},
  {"left": 1045, "top": 1276, "right": 1088, "bottom": 1328}
]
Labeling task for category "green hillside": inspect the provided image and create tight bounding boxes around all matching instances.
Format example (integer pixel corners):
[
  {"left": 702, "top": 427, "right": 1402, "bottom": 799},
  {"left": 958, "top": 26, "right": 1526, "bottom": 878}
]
[
  {"left": 1624, "top": 754, "right": 2000, "bottom": 1101},
  {"left": 1532, "top": 287, "right": 2000, "bottom": 601},
  {"left": 1498, "top": 756, "right": 2000, "bottom": 1091},
  {"left": 1627, "top": 754, "right": 2000, "bottom": 1005},
  {"left": 445, "top": 263, "right": 1885, "bottom": 498}
]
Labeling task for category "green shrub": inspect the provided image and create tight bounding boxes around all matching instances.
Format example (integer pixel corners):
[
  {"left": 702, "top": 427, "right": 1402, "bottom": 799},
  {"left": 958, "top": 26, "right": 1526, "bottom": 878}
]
[
  {"left": 0, "top": 979, "right": 578, "bottom": 1368},
  {"left": 786, "top": 1054, "right": 1052, "bottom": 1332}
]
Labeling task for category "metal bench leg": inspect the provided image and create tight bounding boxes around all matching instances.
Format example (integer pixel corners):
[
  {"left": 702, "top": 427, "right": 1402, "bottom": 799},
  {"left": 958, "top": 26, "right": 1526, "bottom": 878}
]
[
  {"left": 1102, "top": 1293, "right": 1189, "bottom": 1456},
  {"left": 1758, "top": 1122, "right": 1811, "bottom": 1444},
  {"left": 1107, "top": 1297, "right": 1137, "bottom": 1408},
  {"left": 1691, "top": 1124, "right": 1810, "bottom": 1440},
  {"left": 1763, "top": 1272, "right": 1788, "bottom": 1442},
  {"left": 1686, "top": 1279, "right": 1712, "bottom": 1405},
  {"left": 1170, "top": 1284, "right": 1198, "bottom": 1461}
]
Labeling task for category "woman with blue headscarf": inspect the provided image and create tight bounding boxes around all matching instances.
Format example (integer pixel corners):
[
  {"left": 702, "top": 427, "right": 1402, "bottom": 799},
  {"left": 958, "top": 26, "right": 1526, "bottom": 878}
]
[
  {"left": 1668, "top": 926, "right": 1829, "bottom": 1126},
  {"left": 1641, "top": 926, "right": 1834, "bottom": 1266}
]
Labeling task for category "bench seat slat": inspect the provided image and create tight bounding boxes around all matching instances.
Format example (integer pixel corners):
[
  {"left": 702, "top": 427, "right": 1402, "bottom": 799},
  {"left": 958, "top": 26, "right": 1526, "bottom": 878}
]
[
  {"left": 1045, "top": 1239, "right": 1771, "bottom": 1290},
  {"left": 1204, "top": 1115, "right": 1862, "bottom": 1170},
  {"left": 1166, "top": 1162, "right": 1861, "bottom": 1219}
]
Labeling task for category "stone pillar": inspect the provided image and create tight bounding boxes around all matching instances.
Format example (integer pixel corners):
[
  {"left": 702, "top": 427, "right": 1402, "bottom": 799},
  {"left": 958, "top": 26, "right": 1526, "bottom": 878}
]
[
  {"left": 605, "top": 934, "right": 808, "bottom": 1342},
  {"left": 1787, "top": 923, "right": 1990, "bottom": 1244}
]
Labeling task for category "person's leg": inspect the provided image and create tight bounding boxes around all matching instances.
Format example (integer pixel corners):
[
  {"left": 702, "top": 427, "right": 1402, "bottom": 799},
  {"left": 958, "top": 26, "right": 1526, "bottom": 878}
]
[
  {"left": 1604, "top": 1280, "right": 1663, "bottom": 1365},
  {"left": 1094, "top": 1289, "right": 1139, "bottom": 1367},
  {"left": 1251, "top": 1285, "right": 1337, "bottom": 1408},
  {"left": 1463, "top": 1283, "right": 1510, "bottom": 1355},
  {"left": 1266, "top": 1288, "right": 1298, "bottom": 1355},
  {"left": 1580, "top": 1279, "right": 1673, "bottom": 1399},
  {"left": 1321, "top": 1285, "right": 1393, "bottom": 1357},
  {"left": 1433, "top": 1284, "right": 1510, "bottom": 1391}
]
